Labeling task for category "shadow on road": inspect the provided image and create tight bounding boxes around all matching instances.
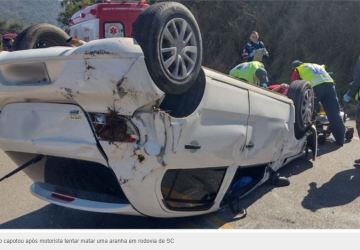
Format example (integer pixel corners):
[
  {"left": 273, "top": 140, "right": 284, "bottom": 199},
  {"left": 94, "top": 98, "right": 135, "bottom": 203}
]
[
  {"left": 0, "top": 204, "right": 200, "bottom": 229},
  {"left": 237, "top": 158, "right": 313, "bottom": 210},
  {"left": 317, "top": 142, "right": 343, "bottom": 157},
  {"left": 302, "top": 168, "right": 360, "bottom": 212},
  {"left": 0, "top": 158, "right": 314, "bottom": 229}
]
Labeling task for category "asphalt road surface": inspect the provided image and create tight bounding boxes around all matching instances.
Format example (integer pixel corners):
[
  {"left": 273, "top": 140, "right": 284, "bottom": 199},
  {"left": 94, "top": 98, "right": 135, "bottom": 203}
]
[{"left": 0, "top": 121, "right": 359, "bottom": 229}]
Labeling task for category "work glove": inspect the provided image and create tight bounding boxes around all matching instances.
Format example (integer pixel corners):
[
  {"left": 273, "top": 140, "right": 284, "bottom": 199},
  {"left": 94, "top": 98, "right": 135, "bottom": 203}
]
[
  {"left": 260, "top": 82, "right": 268, "bottom": 88},
  {"left": 263, "top": 48, "right": 269, "bottom": 57},
  {"left": 343, "top": 94, "right": 351, "bottom": 103}
]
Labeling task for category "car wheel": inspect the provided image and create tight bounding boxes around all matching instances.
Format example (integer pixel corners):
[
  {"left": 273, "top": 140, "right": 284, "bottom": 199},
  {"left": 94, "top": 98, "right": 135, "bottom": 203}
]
[
  {"left": 132, "top": 2, "right": 203, "bottom": 95},
  {"left": 287, "top": 80, "right": 314, "bottom": 139},
  {"left": 13, "top": 24, "right": 71, "bottom": 51}
]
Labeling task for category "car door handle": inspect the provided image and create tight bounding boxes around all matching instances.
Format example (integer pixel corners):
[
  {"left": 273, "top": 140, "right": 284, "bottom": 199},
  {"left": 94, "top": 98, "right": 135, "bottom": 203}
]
[{"left": 185, "top": 144, "right": 201, "bottom": 150}]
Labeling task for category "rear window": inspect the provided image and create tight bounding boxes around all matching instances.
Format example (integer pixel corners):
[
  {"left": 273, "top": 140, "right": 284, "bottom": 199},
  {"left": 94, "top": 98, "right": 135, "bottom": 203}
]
[{"left": 104, "top": 23, "right": 125, "bottom": 38}]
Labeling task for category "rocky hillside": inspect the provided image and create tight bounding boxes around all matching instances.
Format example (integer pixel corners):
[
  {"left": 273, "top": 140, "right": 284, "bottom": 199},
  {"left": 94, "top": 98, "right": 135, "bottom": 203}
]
[
  {"left": 0, "top": 0, "right": 61, "bottom": 26},
  {"left": 181, "top": 0, "right": 360, "bottom": 96}
]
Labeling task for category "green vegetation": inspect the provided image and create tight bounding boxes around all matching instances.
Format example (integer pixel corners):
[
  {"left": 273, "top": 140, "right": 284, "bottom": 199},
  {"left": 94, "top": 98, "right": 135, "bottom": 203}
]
[
  {"left": 58, "top": 0, "right": 96, "bottom": 27},
  {"left": 0, "top": 0, "right": 61, "bottom": 26},
  {"left": 0, "top": 21, "right": 23, "bottom": 34},
  {"left": 0, "top": 20, "right": 23, "bottom": 49},
  {"left": 180, "top": 0, "right": 360, "bottom": 96}
]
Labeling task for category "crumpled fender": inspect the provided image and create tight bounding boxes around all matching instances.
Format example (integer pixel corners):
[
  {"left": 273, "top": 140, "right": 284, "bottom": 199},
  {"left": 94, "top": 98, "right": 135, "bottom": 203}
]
[{"left": 0, "top": 38, "right": 165, "bottom": 116}]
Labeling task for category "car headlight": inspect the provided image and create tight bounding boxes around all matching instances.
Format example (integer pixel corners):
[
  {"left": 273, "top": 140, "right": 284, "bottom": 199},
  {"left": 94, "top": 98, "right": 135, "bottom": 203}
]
[{"left": 0, "top": 62, "right": 50, "bottom": 85}]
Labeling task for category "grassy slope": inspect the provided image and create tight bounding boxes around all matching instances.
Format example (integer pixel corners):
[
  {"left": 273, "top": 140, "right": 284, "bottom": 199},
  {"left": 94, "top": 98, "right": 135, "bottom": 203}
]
[
  {"left": 186, "top": 0, "right": 360, "bottom": 96},
  {"left": 0, "top": 0, "right": 61, "bottom": 26}
]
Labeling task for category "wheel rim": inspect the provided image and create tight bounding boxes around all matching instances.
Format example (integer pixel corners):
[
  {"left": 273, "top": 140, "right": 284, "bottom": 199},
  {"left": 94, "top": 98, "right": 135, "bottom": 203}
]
[
  {"left": 301, "top": 89, "right": 314, "bottom": 126},
  {"left": 160, "top": 17, "right": 198, "bottom": 82}
]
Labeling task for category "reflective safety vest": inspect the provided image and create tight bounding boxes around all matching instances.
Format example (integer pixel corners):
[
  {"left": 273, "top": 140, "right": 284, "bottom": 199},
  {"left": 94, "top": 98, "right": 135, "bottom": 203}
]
[
  {"left": 355, "top": 89, "right": 360, "bottom": 101},
  {"left": 296, "top": 63, "right": 334, "bottom": 87},
  {"left": 229, "top": 61, "right": 264, "bottom": 85}
]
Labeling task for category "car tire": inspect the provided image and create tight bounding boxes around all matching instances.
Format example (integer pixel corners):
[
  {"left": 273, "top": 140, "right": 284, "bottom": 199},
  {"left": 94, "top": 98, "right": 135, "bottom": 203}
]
[
  {"left": 287, "top": 80, "right": 314, "bottom": 139},
  {"left": 13, "top": 24, "right": 71, "bottom": 51},
  {"left": 132, "top": 2, "right": 203, "bottom": 95}
]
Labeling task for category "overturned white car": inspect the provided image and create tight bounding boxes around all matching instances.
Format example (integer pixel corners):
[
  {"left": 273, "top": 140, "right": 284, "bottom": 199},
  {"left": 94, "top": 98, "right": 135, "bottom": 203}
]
[{"left": 0, "top": 2, "right": 316, "bottom": 218}]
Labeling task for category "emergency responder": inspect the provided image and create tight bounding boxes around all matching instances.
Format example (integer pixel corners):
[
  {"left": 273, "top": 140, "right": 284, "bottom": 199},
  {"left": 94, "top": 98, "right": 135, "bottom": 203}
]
[
  {"left": 343, "top": 56, "right": 360, "bottom": 165},
  {"left": 241, "top": 31, "right": 269, "bottom": 62},
  {"left": 291, "top": 60, "right": 345, "bottom": 146},
  {"left": 229, "top": 61, "right": 269, "bottom": 88}
]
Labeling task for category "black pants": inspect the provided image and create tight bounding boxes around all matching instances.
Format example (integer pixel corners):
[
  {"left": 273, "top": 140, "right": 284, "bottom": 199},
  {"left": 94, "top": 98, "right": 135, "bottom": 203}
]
[
  {"left": 356, "top": 103, "right": 360, "bottom": 138},
  {"left": 314, "top": 83, "right": 345, "bottom": 145}
]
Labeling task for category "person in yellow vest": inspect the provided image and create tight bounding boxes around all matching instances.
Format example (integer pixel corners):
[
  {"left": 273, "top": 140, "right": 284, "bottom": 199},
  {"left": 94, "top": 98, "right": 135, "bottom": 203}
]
[
  {"left": 343, "top": 56, "right": 360, "bottom": 165},
  {"left": 229, "top": 61, "right": 269, "bottom": 88},
  {"left": 291, "top": 60, "right": 345, "bottom": 146}
]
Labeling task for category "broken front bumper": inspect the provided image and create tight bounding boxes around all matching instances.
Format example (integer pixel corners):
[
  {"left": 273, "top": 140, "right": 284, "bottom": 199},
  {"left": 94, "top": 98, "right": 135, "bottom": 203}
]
[{"left": 0, "top": 102, "right": 146, "bottom": 215}]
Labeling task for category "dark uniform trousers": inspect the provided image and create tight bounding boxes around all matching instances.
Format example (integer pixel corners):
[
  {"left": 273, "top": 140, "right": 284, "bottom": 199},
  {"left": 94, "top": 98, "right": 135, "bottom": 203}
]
[{"left": 314, "top": 82, "right": 345, "bottom": 145}]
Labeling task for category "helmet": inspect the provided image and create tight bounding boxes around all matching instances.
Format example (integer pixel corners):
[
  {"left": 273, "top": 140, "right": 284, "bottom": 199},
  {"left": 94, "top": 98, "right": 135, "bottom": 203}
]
[
  {"left": 255, "top": 68, "right": 269, "bottom": 88},
  {"left": 291, "top": 60, "right": 303, "bottom": 69}
]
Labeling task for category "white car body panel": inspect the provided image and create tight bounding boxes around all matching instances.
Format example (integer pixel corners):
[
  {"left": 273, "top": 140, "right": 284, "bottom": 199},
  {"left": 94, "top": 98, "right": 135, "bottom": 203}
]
[
  {"left": 244, "top": 91, "right": 293, "bottom": 165},
  {"left": 0, "top": 38, "right": 308, "bottom": 217},
  {"left": 31, "top": 183, "right": 141, "bottom": 215},
  {"left": 0, "top": 103, "right": 106, "bottom": 164},
  {"left": 0, "top": 38, "right": 164, "bottom": 115}
]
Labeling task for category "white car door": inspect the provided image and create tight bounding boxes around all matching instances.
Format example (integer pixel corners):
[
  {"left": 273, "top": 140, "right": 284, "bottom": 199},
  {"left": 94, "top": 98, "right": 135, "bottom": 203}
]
[
  {"left": 167, "top": 77, "right": 250, "bottom": 169},
  {"left": 241, "top": 90, "right": 292, "bottom": 166}
]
